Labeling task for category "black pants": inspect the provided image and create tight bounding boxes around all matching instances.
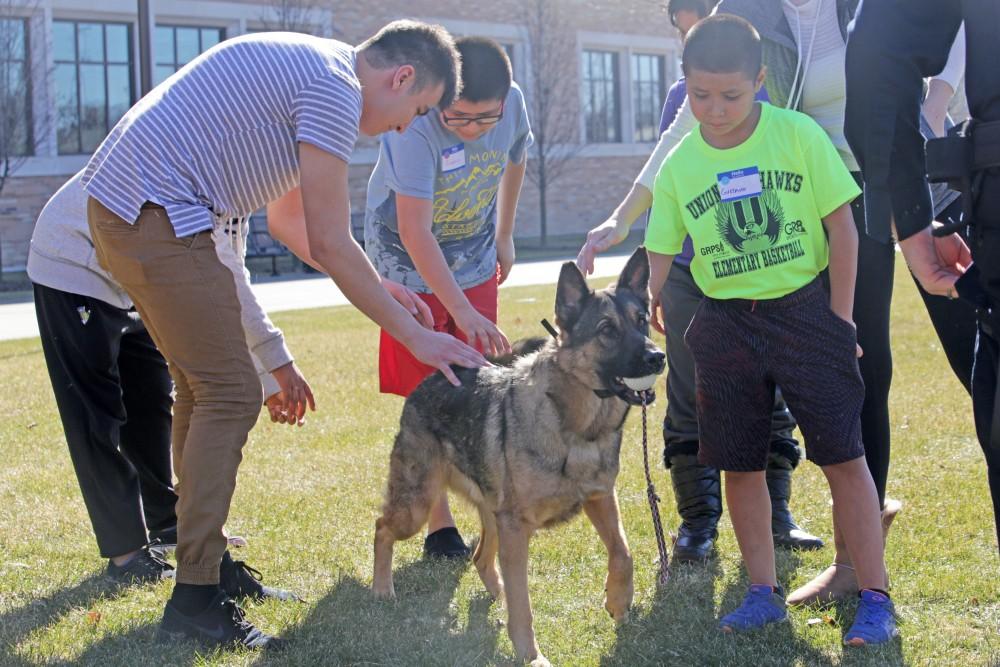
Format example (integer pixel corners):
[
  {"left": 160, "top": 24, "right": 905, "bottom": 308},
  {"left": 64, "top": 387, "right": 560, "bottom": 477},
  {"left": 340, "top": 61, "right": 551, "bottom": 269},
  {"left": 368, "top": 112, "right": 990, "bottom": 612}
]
[
  {"left": 34, "top": 283, "right": 177, "bottom": 558},
  {"left": 850, "top": 181, "right": 979, "bottom": 505}
]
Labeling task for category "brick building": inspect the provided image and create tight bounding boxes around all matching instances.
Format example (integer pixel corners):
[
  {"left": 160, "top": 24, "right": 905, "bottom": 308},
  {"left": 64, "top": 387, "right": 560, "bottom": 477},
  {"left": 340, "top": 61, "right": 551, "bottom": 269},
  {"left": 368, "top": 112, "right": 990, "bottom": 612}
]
[{"left": 0, "top": 0, "right": 679, "bottom": 273}]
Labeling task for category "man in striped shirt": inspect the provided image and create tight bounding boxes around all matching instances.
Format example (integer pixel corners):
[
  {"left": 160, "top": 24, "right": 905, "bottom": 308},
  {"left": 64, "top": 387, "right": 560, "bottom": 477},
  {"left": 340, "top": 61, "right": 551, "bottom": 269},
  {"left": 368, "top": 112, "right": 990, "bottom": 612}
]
[{"left": 82, "top": 20, "right": 483, "bottom": 649}]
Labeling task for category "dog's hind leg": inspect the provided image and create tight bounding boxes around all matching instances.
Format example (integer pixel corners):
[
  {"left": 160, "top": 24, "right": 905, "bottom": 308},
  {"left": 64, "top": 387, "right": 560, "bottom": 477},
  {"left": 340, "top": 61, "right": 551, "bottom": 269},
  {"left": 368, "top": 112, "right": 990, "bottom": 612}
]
[
  {"left": 583, "top": 491, "right": 634, "bottom": 623},
  {"left": 373, "top": 433, "right": 446, "bottom": 599},
  {"left": 472, "top": 508, "right": 503, "bottom": 600},
  {"left": 497, "top": 521, "right": 548, "bottom": 667}
]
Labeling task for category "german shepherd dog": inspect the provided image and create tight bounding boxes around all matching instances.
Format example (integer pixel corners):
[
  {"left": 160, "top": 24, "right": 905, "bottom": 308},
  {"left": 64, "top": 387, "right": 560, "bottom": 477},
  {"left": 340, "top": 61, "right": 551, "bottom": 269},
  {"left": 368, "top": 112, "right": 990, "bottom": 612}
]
[{"left": 373, "top": 248, "right": 665, "bottom": 666}]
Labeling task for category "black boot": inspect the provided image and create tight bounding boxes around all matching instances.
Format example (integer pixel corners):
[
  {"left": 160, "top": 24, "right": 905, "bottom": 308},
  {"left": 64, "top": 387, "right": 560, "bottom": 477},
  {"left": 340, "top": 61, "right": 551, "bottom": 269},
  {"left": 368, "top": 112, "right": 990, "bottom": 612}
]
[
  {"left": 667, "top": 451, "right": 722, "bottom": 563},
  {"left": 766, "top": 446, "right": 824, "bottom": 550}
]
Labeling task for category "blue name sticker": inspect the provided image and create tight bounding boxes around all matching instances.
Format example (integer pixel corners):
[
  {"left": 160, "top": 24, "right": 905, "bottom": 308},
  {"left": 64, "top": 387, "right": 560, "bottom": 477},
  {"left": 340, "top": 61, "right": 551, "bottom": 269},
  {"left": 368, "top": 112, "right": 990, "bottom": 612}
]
[
  {"left": 441, "top": 143, "right": 466, "bottom": 172},
  {"left": 717, "top": 166, "right": 763, "bottom": 203}
]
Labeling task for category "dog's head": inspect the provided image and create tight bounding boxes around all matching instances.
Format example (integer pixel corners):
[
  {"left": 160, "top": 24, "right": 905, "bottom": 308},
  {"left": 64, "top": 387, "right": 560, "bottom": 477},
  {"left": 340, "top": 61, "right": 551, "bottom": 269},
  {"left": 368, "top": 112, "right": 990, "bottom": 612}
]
[{"left": 553, "top": 247, "right": 666, "bottom": 404}]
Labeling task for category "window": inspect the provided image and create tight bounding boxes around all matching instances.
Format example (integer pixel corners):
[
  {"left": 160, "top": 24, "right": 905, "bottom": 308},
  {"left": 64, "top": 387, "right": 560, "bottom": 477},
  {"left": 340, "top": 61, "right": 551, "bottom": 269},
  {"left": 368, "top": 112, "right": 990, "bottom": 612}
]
[
  {"left": 0, "top": 18, "right": 31, "bottom": 156},
  {"left": 154, "top": 25, "right": 223, "bottom": 86},
  {"left": 53, "top": 21, "right": 134, "bottom": 155},
  {"left": 632, "top": 53, "right": 665, "bottom": 142},
  {"left": 582, "top": 50, "right": 620, "bottom": 143}
]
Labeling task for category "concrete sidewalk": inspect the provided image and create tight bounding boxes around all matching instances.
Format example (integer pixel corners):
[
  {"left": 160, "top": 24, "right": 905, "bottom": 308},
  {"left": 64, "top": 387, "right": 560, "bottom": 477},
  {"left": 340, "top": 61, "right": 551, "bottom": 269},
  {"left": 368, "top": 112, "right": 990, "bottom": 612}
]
[{"left": 0, "top": 254, "right": 629, "bottom": 342}]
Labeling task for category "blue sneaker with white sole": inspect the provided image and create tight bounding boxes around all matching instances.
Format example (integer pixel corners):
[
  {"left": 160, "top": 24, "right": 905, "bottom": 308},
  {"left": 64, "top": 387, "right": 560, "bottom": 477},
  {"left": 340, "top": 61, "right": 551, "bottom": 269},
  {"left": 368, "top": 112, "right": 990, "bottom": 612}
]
[
  {"left": 719, "top": 584, "right": 788, "bottom": 633},
  {"left": 845, "top": 589, "right": 899, "bottom": 646}
]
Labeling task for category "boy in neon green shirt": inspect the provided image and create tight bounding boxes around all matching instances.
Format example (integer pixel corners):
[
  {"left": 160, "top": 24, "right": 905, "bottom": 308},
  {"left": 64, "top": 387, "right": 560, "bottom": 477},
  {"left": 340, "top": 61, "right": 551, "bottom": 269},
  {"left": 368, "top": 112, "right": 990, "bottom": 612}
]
[{"left": 645, "top": 15, "right": 897, "bottom": 645}]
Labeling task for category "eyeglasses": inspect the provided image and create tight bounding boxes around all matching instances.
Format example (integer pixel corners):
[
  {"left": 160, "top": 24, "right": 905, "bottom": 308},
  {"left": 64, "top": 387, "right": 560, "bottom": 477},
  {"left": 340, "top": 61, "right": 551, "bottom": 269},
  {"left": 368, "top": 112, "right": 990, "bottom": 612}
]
[{"left": 441, "top": 104, "right": 504, "bottom": 127}]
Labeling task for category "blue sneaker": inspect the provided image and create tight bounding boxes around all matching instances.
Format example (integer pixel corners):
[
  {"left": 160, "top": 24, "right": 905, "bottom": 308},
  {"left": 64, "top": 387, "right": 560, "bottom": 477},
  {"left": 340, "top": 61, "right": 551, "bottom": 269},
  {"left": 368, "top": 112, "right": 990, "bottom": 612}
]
[
  {"left": 844, "top": 589, "right": 899, "bottom": 646},
  {"left": 719, "top": 584, "right": 788, "bottom": 633}
]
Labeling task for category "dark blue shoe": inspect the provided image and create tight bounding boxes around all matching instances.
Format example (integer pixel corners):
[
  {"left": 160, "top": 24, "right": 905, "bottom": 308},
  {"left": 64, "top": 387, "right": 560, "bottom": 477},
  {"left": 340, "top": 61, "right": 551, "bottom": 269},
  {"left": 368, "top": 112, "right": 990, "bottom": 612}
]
[
  {"left": 719, "top": 584, "right": 787, "bottom": 633},
  {"left": 845, "top": 589, "right": 899, "bottom": 646}
]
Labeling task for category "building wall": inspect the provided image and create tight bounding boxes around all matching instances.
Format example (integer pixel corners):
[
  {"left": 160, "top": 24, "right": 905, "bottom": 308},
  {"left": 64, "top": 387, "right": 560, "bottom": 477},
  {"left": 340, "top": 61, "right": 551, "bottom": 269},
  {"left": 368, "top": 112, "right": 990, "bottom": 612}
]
[{"left": 0, "top": 0, "right": 677, "bottom": 271}]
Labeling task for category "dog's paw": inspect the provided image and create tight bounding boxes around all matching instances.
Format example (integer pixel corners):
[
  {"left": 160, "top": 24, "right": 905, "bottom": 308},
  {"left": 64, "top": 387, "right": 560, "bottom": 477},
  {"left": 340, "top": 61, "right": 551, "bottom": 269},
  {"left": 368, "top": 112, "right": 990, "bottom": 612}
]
[
  {"left": 371, "top": 583, "right": 396, "bottom": 600},
  {"left": 604, "top": 598, "right": 630, "bottom": 624},
  {"left": 528, "top": 655, "right": 551, "bottom": 667}
]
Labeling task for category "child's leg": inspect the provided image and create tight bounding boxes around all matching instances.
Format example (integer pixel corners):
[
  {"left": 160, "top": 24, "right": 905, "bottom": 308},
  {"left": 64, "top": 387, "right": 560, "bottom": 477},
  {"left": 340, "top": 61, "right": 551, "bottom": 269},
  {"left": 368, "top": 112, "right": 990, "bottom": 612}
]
[
  {"left": 821, "top": 457, "right": 887, "bottom": 591},
  {"left": 725, "top": 470, "right": 776, "bottom": 587},
  {"left": 427, "top": 277, "right": 499, "bottom": 551}
]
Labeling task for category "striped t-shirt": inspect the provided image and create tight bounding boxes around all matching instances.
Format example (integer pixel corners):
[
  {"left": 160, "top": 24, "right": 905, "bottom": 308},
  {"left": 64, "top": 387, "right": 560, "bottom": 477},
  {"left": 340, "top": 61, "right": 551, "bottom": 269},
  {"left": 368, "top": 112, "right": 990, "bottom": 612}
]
[{"left": 82, "top": 33, "right": 362, "bottom": 237}]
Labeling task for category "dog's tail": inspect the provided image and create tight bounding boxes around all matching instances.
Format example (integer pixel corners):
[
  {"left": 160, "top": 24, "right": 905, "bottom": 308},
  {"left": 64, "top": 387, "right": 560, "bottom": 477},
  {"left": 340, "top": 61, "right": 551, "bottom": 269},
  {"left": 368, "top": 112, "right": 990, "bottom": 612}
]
[{"left": 488, "top": 336, "right": 549, "bottom": 367}]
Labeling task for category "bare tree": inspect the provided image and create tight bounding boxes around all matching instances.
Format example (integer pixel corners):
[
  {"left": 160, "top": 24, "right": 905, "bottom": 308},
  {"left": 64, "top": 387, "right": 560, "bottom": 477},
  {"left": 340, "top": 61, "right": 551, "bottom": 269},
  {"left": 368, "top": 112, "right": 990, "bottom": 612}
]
[
  {"left": 520, "top": 0, "right": 584, "bottom": 246},
  {"left": 0, "top": 0, "right": 44, "bottom": 195},
  {"left": 259, "top": 0, "right": 323, "bottom": 34}
]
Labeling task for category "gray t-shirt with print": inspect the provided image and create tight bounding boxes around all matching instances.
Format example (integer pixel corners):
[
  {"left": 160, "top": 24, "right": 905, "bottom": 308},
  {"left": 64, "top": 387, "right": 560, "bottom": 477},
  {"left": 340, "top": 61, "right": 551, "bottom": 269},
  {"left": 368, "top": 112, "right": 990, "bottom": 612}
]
[{"left": 364, "top": 82, "right": 533, "bottom": 292}]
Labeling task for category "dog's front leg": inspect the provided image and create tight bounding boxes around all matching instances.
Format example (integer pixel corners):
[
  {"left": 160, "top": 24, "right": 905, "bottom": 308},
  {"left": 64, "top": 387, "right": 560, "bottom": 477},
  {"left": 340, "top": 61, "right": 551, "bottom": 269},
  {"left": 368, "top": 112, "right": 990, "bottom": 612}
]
[
  {"left": 584, "top": 492, "right": 634, "bottom": 623},
  {"left": 497, "top": 520, "right": 548, "bottom": 667}
]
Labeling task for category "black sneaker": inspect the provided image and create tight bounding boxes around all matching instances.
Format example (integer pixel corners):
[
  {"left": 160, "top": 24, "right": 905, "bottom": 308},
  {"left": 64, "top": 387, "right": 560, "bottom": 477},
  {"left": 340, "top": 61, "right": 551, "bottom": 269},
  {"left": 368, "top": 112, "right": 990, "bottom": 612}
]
[
  {"left": 148, "top": 526, "right": 178, "bottom": 558},
  {"left": 158, "top": 590, "right": 284, "bottom": 650},
  {"left": 106, "top": 545, "right": 175, "bottom": 585},
  {"left": 220, "top": 551, "right": 300, "bottom": 602},
  {"left": 422, "top": 527, "right": 471, "bottom": 560}
]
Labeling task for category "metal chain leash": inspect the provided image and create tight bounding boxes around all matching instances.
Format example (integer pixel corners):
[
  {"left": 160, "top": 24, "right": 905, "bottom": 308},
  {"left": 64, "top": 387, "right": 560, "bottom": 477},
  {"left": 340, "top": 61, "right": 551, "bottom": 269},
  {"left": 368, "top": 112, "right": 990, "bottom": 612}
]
[{"left": 640, "top": 395, "right": 671, "bottom": 587}]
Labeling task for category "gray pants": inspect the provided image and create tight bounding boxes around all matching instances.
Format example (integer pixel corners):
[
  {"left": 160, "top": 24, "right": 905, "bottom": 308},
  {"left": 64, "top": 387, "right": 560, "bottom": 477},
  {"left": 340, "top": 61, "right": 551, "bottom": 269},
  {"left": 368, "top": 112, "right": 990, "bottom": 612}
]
[{"left": 660, "top": 264, "right": 799, "bottom": 461}]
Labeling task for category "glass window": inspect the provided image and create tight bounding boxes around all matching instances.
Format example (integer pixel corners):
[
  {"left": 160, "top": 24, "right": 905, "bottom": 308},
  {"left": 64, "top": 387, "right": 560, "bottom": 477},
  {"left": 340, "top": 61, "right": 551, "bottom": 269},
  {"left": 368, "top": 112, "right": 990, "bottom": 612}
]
[
  {"left": 154, "top": 25, "right": 224, "bottom": 86},
  {"left": 632, "top": 53, "right": 665, "bottom": 142},
  {"left": 0, "top": 18, "right": 31, "bottom": 156},
  {"left": 582, "top": 50, "right": 620, "bottom": 143},
  {"left": 53, "top": 20, "right": 134, "bottom": 155}
]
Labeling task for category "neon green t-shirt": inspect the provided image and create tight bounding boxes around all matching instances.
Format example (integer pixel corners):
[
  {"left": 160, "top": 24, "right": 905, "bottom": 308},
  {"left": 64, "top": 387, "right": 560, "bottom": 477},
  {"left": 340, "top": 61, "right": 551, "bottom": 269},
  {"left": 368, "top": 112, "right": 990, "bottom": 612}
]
[{"left": 645, "top": 103, "right": 862, "bottom": 300}]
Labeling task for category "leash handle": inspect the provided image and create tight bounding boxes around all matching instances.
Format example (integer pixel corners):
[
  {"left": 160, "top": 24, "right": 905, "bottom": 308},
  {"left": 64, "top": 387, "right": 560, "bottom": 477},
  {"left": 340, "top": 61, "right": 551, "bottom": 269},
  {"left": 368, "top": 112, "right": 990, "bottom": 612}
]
[{"left": 640, "top": 397, "right": 671, "bottom": 587}]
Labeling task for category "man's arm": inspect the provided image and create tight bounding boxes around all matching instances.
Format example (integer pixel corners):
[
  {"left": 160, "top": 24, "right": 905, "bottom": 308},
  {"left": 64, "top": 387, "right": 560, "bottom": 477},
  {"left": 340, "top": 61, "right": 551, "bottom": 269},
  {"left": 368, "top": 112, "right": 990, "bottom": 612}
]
[
  {"left": 577, "top": 100, "right": 698, "bottom": 275},
  {"left": 269, "top": 143, "right": 487, "bottom": 385},
  {"left": 496, "top": 156, "right": 526, "bottom": 284},
  {"left": 396, "top": 193, "right": 510, "bottom": 355}
]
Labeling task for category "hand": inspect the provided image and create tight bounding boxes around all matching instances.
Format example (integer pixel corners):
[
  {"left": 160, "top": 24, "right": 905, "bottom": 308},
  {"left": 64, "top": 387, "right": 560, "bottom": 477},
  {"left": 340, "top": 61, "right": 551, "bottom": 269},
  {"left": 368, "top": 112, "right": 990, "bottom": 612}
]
[
  {"left": 899, "top": 225, "right": 971, "bottom": 297},
  {"left": 651, "top": 293, "right": 666, "bottom": 336},
  {"left": 382, "top": 277, "right": 434, "bottom": 329},
  {"left": 576, "top": 219, "right": 629, "bottom": 275},
  {"left": 453, "top": 306, "right": 511, "bottom": 357},
  {"left": 268, "top": 361, "right": 316, "bottom": 426},
  {"left": 497, "top": 236, "right": 515, "bottom": 285},
  {"left": 405, "top": 328, "right": 490, "bottom": 387}
]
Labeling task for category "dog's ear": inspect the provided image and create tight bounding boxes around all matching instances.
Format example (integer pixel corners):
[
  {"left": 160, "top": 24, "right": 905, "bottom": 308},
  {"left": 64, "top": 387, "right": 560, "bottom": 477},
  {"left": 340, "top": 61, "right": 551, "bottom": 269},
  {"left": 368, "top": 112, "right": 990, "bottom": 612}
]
[
  {"left": 555, "top": 261, "right": 591, "bottom": 332},
  {"left": 616, "top": 247, "right": 650, "bottom": 302}
]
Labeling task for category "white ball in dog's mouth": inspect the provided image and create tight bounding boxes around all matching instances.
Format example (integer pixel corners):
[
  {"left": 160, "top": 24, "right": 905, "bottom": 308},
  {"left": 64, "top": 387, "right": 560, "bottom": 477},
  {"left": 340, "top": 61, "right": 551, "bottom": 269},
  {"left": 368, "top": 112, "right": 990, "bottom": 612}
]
[{"left": 622, "top": 375, "right": 657, "bottom": 391}]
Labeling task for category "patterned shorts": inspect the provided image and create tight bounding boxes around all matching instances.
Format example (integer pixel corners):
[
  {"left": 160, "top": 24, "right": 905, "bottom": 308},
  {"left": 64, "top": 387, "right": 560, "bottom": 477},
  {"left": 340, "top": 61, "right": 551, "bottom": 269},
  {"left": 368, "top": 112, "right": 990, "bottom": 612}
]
[{"left": 685, "top": 278, "right": 866, "bottom": 471}]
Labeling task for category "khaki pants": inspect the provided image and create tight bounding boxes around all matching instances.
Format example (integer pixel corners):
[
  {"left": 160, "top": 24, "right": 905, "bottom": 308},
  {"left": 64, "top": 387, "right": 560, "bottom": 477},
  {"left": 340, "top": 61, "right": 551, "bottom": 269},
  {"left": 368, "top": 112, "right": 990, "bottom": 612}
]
[{"left": 88, "top": 198, "right": 263, "bottom": 585}]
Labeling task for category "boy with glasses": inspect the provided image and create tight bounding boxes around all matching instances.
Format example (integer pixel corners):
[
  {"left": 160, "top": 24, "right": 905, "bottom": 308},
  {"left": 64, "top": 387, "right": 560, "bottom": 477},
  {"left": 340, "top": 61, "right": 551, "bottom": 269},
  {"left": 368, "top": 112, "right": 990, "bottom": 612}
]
[{"left": 365, "top": 36, "right": 533, "bottom": 558}]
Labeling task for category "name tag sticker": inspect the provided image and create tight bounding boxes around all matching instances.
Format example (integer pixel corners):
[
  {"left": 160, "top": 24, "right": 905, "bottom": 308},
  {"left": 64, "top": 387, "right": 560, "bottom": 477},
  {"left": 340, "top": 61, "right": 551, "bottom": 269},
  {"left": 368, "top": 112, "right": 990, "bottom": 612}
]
[
  {"left": 717, "top": 166, "right": 762, "bottom": 203},
  {"left": 441, "top": 143, "right": 466, "bottom": 172}
]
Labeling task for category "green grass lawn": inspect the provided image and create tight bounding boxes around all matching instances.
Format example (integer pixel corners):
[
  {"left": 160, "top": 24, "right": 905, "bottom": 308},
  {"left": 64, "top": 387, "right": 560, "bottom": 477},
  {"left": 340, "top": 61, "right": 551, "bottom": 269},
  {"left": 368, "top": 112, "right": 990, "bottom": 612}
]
[{"left": 0, "top": 263, "right": 998, "bottom": 666}]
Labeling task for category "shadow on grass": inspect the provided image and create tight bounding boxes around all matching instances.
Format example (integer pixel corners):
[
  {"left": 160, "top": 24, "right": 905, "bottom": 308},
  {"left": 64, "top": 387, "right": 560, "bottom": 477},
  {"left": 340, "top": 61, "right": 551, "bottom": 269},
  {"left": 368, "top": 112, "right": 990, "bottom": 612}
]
[
  {"left": 255, "top": 556, "right": 504, "bottom": 666},
  {"left": 0, "top": 573, "right": 198, "bottom": 667},
  {"left": 598, "top": 546, "right": 896, "bottom": 666}
]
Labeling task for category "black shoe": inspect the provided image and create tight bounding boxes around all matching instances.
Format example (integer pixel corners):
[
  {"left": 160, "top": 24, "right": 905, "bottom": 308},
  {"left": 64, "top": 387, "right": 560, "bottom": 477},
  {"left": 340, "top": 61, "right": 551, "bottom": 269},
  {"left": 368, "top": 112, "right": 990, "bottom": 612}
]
[
  {"left": 668, "top": 454, "right": 721, "bottom": 563},
  {"left": 146, "top": 526, "right": 177, "bottom": 560},
  {"left": 423, "top": 527, "right": 471, "bottom": 560},
  {"left": 158, "top": 590, "right": 284, "bottom": 650},
  {"left": 767, "top": 451, "right": 824, "bottom": 550},
  {"left": 106, "top": 545, "right": 175, "bottom": 585},
  {"left": 220, "top": 551, "right": 300, "bottom": 602}
]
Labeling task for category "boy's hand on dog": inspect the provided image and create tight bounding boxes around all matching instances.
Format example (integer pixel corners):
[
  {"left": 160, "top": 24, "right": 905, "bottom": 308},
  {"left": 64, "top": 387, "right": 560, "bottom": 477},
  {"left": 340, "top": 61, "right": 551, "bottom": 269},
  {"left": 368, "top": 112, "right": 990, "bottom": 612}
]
[
  {"left": 577, "top": 219, "right": 629, "bottom": 275},
  {"left": 455, "top": 306, "right": 512, "bottom": 357},
  {"left": 382, "top": 278, "right": 434, "bottom": 329},
  {"left": 408, "top": 329, "right": 490, "bottom": 386},
  {"left": 268, "top": 361, "right": 316, "bottom": 426}
]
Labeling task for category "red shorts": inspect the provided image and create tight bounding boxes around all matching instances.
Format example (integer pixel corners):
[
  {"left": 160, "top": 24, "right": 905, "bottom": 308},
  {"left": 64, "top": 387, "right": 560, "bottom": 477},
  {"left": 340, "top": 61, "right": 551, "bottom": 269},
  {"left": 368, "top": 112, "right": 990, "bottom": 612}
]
[{"left": 379, "top": 276, "right": 499, "bottom": 397}]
